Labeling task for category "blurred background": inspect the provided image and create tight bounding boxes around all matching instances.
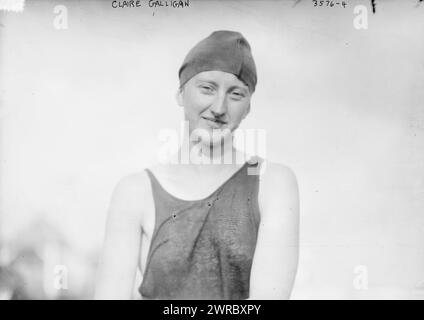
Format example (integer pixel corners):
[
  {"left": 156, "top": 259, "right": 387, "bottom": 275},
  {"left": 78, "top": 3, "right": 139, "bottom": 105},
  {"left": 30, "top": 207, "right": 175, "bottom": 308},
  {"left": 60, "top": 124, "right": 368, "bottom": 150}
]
[{"left": 0, "top": 0, "right": 423, "bottom": 299}]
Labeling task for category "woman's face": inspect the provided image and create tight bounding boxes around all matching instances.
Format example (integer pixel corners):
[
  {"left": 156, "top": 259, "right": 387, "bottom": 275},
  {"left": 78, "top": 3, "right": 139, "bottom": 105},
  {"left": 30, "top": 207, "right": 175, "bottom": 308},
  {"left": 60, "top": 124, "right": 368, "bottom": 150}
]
[{"left": 177, "top": 70, "right": 252, "bottom": 147}]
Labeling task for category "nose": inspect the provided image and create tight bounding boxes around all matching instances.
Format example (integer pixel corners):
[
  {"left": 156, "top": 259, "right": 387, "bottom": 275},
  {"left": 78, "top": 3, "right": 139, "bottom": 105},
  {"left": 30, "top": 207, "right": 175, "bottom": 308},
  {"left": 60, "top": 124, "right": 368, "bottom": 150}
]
[{"left": 209, "top": 94, "right": 227, "bottom": 118}]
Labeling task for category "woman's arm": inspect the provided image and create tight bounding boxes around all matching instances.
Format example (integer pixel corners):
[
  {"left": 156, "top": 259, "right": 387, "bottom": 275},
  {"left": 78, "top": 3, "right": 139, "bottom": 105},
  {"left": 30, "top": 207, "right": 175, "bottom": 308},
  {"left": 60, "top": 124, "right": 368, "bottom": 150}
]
[
  {"left": 94, "top": 174, "right": 145, "bottom": 299},
  {"left": 248, "top": 162, "right": 300, "bottom": 299}
]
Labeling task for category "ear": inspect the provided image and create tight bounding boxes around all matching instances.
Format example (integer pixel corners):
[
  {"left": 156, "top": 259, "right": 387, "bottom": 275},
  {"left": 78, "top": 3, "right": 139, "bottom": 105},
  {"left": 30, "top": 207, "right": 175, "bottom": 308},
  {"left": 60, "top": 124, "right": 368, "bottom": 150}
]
[{"left": 176, "top": 87, "right": 184, "bottom": 107}]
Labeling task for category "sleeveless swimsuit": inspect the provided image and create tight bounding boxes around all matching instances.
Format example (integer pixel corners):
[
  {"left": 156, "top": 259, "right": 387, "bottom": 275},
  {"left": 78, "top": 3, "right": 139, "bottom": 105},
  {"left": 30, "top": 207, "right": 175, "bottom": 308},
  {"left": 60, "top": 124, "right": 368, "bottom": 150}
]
[{"left": 139, "top": 157, "right": 263, "bottom": 300}]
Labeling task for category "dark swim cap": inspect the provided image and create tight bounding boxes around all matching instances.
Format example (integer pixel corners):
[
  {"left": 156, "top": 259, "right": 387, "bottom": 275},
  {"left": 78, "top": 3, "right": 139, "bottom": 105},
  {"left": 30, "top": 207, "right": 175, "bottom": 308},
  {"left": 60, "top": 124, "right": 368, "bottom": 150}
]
[{"left": 178, "top": 30, "right": 257, "bottom": 93}]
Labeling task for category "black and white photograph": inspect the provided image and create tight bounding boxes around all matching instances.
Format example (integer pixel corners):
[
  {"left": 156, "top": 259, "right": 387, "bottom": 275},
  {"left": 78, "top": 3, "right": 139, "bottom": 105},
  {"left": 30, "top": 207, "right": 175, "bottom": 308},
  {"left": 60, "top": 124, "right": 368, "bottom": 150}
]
[{"left": 0, "top": 0, "right": 423, "bottom": 302}]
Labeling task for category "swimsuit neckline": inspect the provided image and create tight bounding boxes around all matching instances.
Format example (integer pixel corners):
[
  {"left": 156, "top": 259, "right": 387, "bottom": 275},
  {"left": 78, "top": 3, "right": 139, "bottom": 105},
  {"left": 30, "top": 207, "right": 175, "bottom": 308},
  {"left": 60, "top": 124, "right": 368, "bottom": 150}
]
[{"left": 145, "top": 159, "right": 254, "bottom": 203}]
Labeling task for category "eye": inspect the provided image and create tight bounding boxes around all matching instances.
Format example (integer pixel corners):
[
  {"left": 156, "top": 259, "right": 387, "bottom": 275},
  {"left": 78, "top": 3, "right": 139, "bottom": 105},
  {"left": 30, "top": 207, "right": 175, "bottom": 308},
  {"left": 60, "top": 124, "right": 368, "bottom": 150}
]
[
  {"left": 230, "top": 91, "right": 245, "bottom": 100},
  {"left": 199, "top": 85, "right": 214, "bottom": 94}
]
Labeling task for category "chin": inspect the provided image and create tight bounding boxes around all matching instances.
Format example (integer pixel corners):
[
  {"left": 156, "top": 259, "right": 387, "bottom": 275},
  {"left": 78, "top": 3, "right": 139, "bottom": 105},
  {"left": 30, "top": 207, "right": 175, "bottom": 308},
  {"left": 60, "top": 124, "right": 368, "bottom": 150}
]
[
  {"left": 202, "top": 134, "right": 233, "bottom": 150},
  {"left": 193, "top": 123, "right": 228, "bottom": 138}
]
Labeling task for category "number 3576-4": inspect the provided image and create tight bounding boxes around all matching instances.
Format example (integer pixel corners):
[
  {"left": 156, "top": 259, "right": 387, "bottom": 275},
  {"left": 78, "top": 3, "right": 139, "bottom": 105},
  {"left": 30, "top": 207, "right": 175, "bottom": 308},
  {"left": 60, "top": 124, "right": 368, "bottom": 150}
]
[{"left": 312, "top": 1, "right": 347, "bottom": 8}]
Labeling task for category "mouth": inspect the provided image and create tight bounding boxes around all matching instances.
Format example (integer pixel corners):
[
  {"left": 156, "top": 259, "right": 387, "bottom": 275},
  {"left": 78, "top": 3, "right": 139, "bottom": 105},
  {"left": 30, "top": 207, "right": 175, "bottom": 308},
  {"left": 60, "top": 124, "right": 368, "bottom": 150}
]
[{"left": 202, "top": 117, "right": 227, "bottom": 126}]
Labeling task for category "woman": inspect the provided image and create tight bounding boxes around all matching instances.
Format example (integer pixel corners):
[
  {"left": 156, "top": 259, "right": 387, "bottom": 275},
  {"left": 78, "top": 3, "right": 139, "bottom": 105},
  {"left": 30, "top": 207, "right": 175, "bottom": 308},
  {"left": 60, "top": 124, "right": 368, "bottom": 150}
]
[{"left": 94, "top": 30, "right": 299, "bottom": 300}]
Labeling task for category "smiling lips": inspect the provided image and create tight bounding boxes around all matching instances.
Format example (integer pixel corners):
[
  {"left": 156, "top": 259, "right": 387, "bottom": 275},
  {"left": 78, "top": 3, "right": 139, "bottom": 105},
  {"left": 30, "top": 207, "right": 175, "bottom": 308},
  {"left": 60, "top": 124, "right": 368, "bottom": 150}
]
[{"left": 202, "top": 117, "right": 227, "bottom": 128}]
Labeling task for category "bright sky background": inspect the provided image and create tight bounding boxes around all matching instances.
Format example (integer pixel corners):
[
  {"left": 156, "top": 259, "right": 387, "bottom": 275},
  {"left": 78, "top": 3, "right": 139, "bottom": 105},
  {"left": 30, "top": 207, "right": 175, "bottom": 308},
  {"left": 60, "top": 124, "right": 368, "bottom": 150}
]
[{"left": 1, "top": 0, "right": 424, "bottom": 298}]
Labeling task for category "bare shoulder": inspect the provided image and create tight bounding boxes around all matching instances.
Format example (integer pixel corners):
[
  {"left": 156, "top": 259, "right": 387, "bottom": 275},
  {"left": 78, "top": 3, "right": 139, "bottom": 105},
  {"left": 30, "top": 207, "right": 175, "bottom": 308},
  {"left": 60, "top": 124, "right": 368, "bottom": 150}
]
[
  {"left": 109, "top": 170, "right": 153, "bottom": 227},
  {"left": 257, "top": 160, "right": 299, "bottom": 217},
  {"left": 112, "top": 171, "right": 151, "bottom": 201},
  {"left": 259, "top": 160, "right": 298, "bottom": 190}
]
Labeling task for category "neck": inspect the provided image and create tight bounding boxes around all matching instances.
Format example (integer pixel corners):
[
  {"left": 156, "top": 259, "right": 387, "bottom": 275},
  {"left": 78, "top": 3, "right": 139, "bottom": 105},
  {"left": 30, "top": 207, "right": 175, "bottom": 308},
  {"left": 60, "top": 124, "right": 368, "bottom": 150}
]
[{"left": 176, "top": 134, "right": 247, "bottom": 168}]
